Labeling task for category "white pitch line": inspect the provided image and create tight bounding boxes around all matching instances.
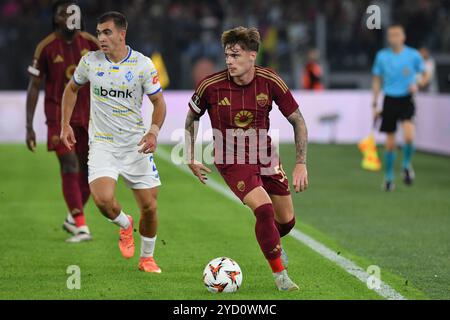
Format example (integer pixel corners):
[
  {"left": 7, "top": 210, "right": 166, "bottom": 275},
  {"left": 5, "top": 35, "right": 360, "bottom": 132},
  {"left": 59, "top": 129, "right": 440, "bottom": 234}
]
[{"left": 156, "top": 147, "right": 406, "bottom": 300}]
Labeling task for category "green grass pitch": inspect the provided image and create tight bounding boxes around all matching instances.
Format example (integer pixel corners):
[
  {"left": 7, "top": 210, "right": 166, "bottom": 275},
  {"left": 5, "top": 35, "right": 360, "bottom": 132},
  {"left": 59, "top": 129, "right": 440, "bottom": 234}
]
[{"left": 0, "top": 143, "right": 448, "bottom": 299}]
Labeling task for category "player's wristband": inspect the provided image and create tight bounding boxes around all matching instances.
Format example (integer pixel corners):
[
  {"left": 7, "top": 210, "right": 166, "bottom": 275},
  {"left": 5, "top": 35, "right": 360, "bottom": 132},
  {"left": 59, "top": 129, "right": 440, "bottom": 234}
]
[{"left": 149, "top": 124, "right": 160, "bottom": 138}]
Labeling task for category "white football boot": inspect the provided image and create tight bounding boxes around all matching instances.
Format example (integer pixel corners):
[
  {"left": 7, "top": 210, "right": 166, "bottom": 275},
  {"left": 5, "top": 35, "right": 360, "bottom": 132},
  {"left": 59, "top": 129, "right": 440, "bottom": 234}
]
[{"left": 273, "top": 269, "right": 299, "bottom": 291}]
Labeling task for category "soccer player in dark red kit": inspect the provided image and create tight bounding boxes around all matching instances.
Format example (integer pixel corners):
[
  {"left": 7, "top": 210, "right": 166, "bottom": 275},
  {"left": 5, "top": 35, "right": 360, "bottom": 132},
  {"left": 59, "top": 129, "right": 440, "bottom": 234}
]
[
  {"left": 25, "top": 0, "right": 98, "bottom": 242},
  {"left": 185, "top": 27, "right": 308, "bottom": 291}
]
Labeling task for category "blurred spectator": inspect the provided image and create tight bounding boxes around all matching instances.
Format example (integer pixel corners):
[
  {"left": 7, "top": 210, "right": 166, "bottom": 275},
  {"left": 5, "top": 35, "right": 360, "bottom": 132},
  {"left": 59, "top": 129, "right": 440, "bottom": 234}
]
[
  {"left": 302, "top": 48, "right": 324, "bottom": 90},
  {"left": 0, "top": 0, "right": 449, "bottom": 90},
  {"left": 191, "top": 57, "right": 217, "bottom": 87}
]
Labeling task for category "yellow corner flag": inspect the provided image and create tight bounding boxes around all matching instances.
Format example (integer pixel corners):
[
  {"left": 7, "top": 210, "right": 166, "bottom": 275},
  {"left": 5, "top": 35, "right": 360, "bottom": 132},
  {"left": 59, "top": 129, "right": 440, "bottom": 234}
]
[
  {"left": 151, "top": 52, "right": 170, "bottom": 89},
  {"left": 358, "top": 133, "right": 382, "bottom": 171}
]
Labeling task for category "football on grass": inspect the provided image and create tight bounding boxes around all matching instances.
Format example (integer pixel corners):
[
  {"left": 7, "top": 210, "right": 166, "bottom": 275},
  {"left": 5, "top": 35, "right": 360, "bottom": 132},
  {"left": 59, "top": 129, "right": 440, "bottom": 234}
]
[{"left": 203, "top": 257, "right": 243, "bottom": 293}]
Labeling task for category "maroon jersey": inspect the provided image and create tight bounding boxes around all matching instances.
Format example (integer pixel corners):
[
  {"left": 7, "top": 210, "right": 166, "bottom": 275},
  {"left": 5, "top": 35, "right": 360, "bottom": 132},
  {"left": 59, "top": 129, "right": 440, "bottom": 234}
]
[
  {"left": 188, "top": 66, "right": 299, "bottom": 165},
  {"left": 28, "top": 31, "right": 98, "bottom": 127}
]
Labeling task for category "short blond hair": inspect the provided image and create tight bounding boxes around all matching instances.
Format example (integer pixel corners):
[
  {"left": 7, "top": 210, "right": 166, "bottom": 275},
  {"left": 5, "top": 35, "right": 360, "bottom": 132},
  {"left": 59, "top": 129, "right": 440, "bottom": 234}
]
[{"left": 221, "top": 26, "right": 260, "bottom": 52}]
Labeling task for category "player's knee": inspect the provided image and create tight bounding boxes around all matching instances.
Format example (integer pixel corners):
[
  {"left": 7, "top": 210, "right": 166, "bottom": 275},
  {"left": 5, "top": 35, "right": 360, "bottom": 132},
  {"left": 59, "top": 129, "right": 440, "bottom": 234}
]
[
  {"left": 243, "top": 188, "right": 272, "bottom": 211},
  {"left": 276, "top": 216, "right": 296, "bottom": 237},
  {"left": 253, "top": 203, "right": 275, "bottom": 222},
  {"left": 59, "top": 154, "right": 79, "bottom": 173},
  {"left": 140, "top": 201, "right": 157, "bottom": 217},
  {"left": 91, "top": 193, "right": 114, "bottom": 211},
  {"left": 385, "top": 139, "right": 396, "bottom": 151},
  {"left": 404, "top": 136, "right": 414, "bottom": 144}
]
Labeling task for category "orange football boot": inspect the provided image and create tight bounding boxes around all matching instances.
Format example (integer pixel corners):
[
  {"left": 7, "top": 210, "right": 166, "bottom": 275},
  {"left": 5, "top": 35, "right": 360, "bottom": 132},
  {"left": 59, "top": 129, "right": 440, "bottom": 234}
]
[
  {"left": 139, "top": 257, "right": 162, "bottom": 273},
  {"left": 118, "top": 215, "right": 135, "bottom": 258}
]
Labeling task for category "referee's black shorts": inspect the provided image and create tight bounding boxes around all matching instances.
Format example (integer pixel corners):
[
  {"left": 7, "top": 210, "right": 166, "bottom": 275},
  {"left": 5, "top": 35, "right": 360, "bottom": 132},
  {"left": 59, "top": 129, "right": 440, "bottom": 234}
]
[{"left": 380, "top": 95, "right": 415, "bottom": 133}]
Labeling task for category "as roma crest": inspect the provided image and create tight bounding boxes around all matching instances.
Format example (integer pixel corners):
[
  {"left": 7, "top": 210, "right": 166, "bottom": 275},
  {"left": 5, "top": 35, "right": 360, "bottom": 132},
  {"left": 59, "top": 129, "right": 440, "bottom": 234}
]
[
  {"left": 237, "top": 181, "right": 246, "bottom": 192},
  {"left": 256, "top": 93, "right": 268, "bottom": 107}
]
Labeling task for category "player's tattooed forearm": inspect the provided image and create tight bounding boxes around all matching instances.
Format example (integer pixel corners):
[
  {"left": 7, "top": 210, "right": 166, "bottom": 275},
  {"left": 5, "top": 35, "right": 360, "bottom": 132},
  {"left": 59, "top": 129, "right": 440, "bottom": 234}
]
[
  {"left": 185, "top": 110, "right": 200, "bottom": 162},
  {"left": 287, "top": 109, "right": 308, "bottom": 165}
]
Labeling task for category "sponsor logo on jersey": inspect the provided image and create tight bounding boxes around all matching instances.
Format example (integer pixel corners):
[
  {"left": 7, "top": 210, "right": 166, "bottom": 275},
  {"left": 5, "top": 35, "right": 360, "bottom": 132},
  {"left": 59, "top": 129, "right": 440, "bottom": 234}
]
[
  {"left": 218, "top": 97, "right": 231, "bottom": 106},
  {"left": 94, "top": 133, "right": 113, "bottom": 142},
  {"left": 53, "top": 54, "right": 64, "bottom": 63},
  {"left": 94, "top": 86, "right": 133, "bottom": 99},
  {"left": 234, "top": 110, "right": 254, "bottom": 128},
  {"left": 256, "top": 93, "right": 268, "bottom": 107},
  {"left": 112, "top": 106, "right": 133, "bottom": 116},
  {"left": 96, "top": 71, "right": 104, "bottom": 77},
  {"left": 122, "top": 58, "right": 138, "bottom": 66}
]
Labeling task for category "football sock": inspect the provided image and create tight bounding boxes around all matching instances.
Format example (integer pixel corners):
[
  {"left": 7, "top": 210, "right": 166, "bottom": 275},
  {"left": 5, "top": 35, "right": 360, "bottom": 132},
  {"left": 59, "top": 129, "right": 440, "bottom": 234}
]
[
  {"left": 77, "top": 225, "right": 90, "bottom": 234},
  {"left": 275, "top": 216, "right": 296, "bottom": 237},
  {"left": 111, "top": 211, "right": 131, "bottom": 229},
  {"left": 66, "top": 213, "right": 75, "bottom": 224},
  {"left": 402, "top": 143, "right": 415, "bottom": 169},
  {"left": 140, "top": 235, "right": 157, "bottom": 258},
  {"left": 268, "top": 257, "right": 285, "bottom": 274},
  {"left": 72, "top": 213, "right": 86, "bottom": 228},
  {"left": 79, "top": 170, "right": 90, "bottom": 206},
  {"left": 253, "top": 203, "right": 284, "bottom": 273},
  {"left": 384, "top": 151, "right": 396, "bottom": 182},
  {"left": 61, "top": 172, "right": 86, "bottom": 227}
]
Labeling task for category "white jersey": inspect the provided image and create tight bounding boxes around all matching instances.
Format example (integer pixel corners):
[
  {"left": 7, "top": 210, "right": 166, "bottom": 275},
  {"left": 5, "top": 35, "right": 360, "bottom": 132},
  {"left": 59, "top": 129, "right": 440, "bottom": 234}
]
[{"left": 73, "top": 46, "right": 161, "bottom": 150}]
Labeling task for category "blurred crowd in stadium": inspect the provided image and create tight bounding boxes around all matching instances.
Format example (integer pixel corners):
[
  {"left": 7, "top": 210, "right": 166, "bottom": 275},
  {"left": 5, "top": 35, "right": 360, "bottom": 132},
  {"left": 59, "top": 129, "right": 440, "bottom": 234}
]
[{"left": 1, "top": 0, "right": 449, "bottom": 90}]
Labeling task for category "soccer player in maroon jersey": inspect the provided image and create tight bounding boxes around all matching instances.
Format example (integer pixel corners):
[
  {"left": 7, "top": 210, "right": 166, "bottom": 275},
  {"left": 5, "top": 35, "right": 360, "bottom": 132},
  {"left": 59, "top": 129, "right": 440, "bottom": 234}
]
[
  {"left": 25, "top": 1, "right": 99, "bottom": 242},
  {"left": 185, "top": 27, "right": 308, "bottom": 291}
]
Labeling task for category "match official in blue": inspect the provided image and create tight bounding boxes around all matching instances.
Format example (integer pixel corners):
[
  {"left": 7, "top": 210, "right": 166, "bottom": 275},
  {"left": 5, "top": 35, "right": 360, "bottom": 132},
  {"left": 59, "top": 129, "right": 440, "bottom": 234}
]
[{"left": 372, "top": 24, "right": 430, "bottom": 192}]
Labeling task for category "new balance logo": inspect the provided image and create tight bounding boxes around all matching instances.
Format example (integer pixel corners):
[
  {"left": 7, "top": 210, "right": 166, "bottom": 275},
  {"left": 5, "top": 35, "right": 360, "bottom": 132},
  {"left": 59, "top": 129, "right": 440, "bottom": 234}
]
[
  {"left": 94, "top": 86, "right": 133, "bottom": 99},
  {"left": 218, "top": 97, "right": 231, "bottom": 106}
]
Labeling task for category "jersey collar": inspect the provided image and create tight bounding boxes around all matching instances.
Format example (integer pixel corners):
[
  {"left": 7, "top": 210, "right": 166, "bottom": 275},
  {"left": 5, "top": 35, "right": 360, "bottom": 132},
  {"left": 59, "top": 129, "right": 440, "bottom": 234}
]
[{"left": 105, "top": 46, "right": 132, "bottom": 64}]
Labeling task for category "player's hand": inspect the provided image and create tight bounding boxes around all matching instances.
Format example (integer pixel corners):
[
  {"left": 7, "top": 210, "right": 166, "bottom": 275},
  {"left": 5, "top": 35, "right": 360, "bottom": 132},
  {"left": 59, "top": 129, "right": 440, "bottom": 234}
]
[
  {"left": 188, "top": 162, "right": 211, "bottom": 184},
  {"left": 60, "top": 124, "right": 76, "bottom": 150},
  {"left": 372, "top": 107, "right": 381, "bottom": 121},
  {"left": 292, "top": 163, "right": 308, "bottom": 193},
  {"left": 138, "top": 132, "right": 157, "bottom": 154},
  {"left": 26, "top": 127, "right": 36, "bottom": 152},
  {"left": 409, "top": 84, "right": 418, "bottom": 94}
]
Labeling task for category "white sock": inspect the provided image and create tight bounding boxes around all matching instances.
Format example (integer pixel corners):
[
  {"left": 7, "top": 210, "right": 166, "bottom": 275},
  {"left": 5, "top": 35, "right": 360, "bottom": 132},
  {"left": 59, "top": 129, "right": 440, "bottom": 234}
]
[
  {"left": 67, "top": 213, "right": 75, "bottom": 224},
  {"left": 77, "top": 225, "right": 90, "bottom": 234},
  {"left": 110, "top": 211, "right": 130, "bottom": 229},
  {"left": 141, "top": 235, "right": 157, "bottom": 258}
]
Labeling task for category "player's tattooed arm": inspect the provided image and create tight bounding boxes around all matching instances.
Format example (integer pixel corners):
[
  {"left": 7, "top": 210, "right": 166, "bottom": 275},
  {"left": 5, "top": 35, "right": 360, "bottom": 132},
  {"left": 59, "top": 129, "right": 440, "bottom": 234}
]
[
  {"left": 287, "top": 109, "right": 308, "bottom": 165},
  {"left": 287, "top": 108, "right": 309, "bottom": 192},
  {"left": 185, "top": 109, "right": 211, "bottom": 184},
  {"left": 25, "top": 75, "right": 41, "bottom": 152},
  {"left": 185, "top": 109, "right": 200, "bottom": 162}
]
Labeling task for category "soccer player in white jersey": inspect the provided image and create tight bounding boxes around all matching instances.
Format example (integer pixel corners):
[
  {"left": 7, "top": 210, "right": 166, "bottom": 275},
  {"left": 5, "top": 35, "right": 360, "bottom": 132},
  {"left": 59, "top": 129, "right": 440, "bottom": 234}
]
[{"left": 60, "top": 11, "right": 167, "bottom": 273}]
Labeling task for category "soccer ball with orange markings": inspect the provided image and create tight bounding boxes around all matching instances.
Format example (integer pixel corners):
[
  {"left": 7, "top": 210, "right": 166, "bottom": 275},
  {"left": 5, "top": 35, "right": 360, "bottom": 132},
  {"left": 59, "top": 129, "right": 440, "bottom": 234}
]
[{"left": 203, "top": 257, "right": 243, "bottom": 293}]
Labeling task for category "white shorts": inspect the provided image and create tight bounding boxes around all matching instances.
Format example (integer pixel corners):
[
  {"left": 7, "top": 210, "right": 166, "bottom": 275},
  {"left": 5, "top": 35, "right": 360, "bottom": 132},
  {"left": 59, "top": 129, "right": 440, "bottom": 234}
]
[{"left": 88, "top": 145, "right": 161, "bottom": 189}]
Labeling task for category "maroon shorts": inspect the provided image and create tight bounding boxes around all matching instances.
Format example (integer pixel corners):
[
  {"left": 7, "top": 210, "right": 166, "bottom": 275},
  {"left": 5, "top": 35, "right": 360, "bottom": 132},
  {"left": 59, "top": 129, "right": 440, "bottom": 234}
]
[
  {"left": 216, "top": 161, "right": 291, "bottom": 202},
  {"left": 47, "top": 125, "right": 89, "bottom": 157}
]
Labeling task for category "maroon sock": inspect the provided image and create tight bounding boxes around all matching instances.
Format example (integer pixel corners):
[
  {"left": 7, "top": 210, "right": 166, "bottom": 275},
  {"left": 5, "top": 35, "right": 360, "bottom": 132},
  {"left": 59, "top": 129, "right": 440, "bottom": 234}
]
[
  {"left": 275, "top": 216, "right": 296, "bottom": 237},
  {"left": 78, "top": 170, "right": 90, "bottom": 206},
  {"left": 61, "top": 172, "right": 86, "bottom": 227},
  {"left": 254, "top": 203, "right": 283, "bottom": 272}
]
